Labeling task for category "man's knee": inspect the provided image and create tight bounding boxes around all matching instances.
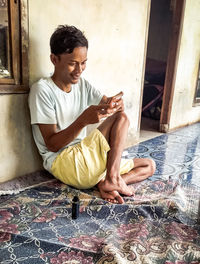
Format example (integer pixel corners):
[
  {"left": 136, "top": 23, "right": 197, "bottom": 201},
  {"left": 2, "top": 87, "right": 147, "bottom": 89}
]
[
  {"left": 147, "top": 159, "right": 156, "bottom": 176},
  {"left": 115, "top": 111, "right": 130, "bottom": 126},
  {"left": 135, "top": 158, "right": 156, "bottom": 177}
]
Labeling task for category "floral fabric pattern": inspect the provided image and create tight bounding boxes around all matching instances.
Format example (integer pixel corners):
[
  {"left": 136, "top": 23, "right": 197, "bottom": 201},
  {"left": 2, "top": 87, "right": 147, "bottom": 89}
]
[
  {"left": 1, "top": 123, "right": 200, "bottom": 263},
  {"left": 0, "top": 178, "right": 199, "bottom": 264}
]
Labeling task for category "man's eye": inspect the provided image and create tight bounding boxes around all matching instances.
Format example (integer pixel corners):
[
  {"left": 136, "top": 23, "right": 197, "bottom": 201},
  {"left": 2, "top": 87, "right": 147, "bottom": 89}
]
[{"left": 69, "top": 63, "right": 76, "bottom": 66}]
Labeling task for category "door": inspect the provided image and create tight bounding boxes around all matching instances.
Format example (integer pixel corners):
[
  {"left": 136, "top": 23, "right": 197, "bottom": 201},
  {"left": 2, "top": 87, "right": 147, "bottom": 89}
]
[{"left": 140, "top": 0, "right": 186, "bottom": 137}]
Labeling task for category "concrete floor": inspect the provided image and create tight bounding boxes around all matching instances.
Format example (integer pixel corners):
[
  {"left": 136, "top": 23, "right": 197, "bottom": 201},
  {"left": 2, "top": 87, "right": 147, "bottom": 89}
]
[{"left": 139, "top": 116, "right": 163, "bottom": 143}]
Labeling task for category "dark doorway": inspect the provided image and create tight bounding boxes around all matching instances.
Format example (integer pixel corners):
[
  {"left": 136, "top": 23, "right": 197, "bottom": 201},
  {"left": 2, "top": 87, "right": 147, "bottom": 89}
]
[{"left": 141, "top": 0, "right": 173, "bottom": 136}]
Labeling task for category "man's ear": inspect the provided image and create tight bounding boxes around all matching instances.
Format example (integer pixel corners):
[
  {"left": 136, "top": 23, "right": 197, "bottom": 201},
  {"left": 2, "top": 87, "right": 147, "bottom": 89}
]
[{"left": 50, "top": 54, "right": 58, "bottom": 65}]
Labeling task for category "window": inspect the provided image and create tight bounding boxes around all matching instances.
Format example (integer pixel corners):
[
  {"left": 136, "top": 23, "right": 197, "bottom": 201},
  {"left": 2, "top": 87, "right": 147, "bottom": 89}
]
[
  {"left": 194, "top": 61, "right": 200, "bottom": 105},
  {"left": 0, "top": 0, "right": 28, "bottom": 93}
]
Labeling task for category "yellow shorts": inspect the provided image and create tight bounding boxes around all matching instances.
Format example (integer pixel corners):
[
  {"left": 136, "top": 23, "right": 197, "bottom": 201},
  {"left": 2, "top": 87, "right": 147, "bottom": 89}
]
[{"left": 51, "top": 129, "right": 134, "bottom": 189}]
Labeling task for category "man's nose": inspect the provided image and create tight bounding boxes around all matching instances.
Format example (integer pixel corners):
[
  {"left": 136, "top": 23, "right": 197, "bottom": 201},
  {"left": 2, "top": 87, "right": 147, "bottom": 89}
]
[{"left": 75, "top": 63, "right": 83, "bottom": 73}]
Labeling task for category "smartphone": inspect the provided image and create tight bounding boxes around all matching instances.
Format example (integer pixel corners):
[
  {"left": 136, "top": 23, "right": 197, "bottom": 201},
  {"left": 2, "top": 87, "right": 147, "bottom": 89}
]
[{"left": 114, "top": 91, "right": 123, "bottom": 101}]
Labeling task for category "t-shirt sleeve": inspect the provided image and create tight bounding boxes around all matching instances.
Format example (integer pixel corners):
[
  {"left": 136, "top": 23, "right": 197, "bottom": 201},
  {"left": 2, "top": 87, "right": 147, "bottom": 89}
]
[
  {"left": 84, "top": 79, "right": 103, "bottom": 106},
  {"left": 28, "top": 82, "right": 56, "bottom": 125}
]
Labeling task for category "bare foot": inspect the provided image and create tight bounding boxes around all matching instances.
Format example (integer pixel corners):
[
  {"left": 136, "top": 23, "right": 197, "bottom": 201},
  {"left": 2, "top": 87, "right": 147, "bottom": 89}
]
[
  {"left": 98, "top": 176, "right": 134, "bottom": 197},
  {"left": 98, "top": 188, "right": 124, "bottom": 204}
]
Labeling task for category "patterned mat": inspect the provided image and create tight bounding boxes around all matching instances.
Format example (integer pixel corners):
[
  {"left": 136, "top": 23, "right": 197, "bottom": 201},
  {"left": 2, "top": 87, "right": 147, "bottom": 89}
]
[
  {"left": 0, "top": 171, "right": 54, "bottom": 195},
  {"left": 1, "top": 123, "right": 200, "bottom": 263}
]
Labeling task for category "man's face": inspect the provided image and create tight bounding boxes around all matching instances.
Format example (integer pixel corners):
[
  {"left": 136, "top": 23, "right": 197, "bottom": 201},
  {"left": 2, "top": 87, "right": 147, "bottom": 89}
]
[{"left": 52, "top": 46, "right": 88, "bottom": 84}]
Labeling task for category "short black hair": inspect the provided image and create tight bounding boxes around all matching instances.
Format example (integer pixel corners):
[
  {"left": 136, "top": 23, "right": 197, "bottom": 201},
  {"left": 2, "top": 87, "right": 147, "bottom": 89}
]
[{"left": 50, "top": 25, "right": 88, "bottom": 55}]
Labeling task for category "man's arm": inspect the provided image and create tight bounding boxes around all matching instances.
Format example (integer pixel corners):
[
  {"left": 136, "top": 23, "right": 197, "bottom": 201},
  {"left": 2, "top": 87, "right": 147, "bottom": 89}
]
[
  {"left": 39, "top": 120, "right": 84, "bottom": 153},
  {"left": 39, "top": 103, "right": 117, "bottom": 152}
]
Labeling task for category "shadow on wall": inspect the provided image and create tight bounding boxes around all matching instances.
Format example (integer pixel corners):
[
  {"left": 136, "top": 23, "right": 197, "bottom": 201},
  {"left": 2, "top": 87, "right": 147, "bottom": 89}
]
[{"left": 29, "top": 34, "right": 53, "bottom": 86}]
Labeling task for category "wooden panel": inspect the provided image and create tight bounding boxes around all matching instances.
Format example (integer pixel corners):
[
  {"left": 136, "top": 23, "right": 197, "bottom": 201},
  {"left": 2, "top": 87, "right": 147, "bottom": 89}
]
[
  {"left": 9, "top": 0, "right": 21, "bottom": 84},
  {"left": 160, "top": 0, "right": 186, "bottom": 132},
  {"left": 0, "top": 84, "right": 28, "bottom": 93},
  {"left": 20, "top": 0, "right": 29, "bottom": 87},
  {"left": 0, "top": 78, "right": 15, "bottom": 84},
  {"left": 0, "top": 0, "right": 29, "bottom": 93}
]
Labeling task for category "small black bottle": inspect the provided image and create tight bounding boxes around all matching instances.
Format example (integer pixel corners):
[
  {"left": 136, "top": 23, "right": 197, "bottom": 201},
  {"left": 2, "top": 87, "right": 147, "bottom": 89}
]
[{"left": 72, "top": 196, "right": 80, "bottom": 219}]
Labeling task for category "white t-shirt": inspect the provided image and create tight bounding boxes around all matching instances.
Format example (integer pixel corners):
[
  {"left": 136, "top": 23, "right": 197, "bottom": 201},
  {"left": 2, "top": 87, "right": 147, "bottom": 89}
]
[{"left": 28, "top": 77, "right": 103, "bottom": 172}]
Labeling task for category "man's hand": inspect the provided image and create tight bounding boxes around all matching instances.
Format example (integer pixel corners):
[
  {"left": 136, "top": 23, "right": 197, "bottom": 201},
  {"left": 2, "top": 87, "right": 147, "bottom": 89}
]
[
  {"left": 108, "top": 91, "right": 124, "bottom": 112},
  {"left": 80, "top": 104, "right": 119, "bottom": 126},
  {"left": 100, "top": 91, "right": 124, "bottom": 112}
]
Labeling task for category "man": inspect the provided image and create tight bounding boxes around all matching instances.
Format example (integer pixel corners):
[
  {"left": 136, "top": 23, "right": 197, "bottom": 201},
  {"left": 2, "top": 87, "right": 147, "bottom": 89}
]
[{"left": 29, "top": 25, "right": 156, "bottom": 204}]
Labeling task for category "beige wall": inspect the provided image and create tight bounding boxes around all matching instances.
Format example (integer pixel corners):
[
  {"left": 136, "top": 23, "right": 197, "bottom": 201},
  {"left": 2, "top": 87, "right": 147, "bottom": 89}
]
[
  {"left": 0, "top": 0, "right": 43, "bottom": 183},
  {"left": 1, "top": 0, "right": 200, "bottom": 183},
  {"left": 169, "top": 0, "right": 200, "bottom": 129},
  {"left": 0, "top": 0, "right": 150, "bottom": 182},
  {"left": 0, "top": 95, "right": 42, "bottom": 183},
  {"left": 29, "top": 0, "right": 150, "bottom": 146}
]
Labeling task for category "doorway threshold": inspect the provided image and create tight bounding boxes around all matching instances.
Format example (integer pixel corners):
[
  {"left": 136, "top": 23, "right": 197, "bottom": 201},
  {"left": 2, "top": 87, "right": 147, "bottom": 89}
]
[{"left": 139, "top": 116, "right": 164, "bottom": 143}]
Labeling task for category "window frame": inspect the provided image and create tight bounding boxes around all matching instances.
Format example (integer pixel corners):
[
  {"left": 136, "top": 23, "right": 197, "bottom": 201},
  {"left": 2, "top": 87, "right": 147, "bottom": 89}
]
[{"left": 0, "top": 0, "right": 28, "bottom": 94}]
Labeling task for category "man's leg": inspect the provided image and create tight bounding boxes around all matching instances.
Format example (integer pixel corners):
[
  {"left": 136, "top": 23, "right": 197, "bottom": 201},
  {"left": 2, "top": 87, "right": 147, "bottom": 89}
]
[
  {"left": 96, "top": 111, "right": 156, "bottom": 203},
  {"left": 105, "top": 158, "right": 156, "bottom": 203},
  {"left": 97, "top": 111, "right": 133, "bottom": 199},
  {"left": 121, "top": 158, "right": 156, "bottom": 184}
]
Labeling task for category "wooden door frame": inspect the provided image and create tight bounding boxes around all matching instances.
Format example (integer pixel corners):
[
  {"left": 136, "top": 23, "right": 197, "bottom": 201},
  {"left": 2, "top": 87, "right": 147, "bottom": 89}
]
[{"left": 159, "top": 0, "right": 186, "bottom": 132}]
